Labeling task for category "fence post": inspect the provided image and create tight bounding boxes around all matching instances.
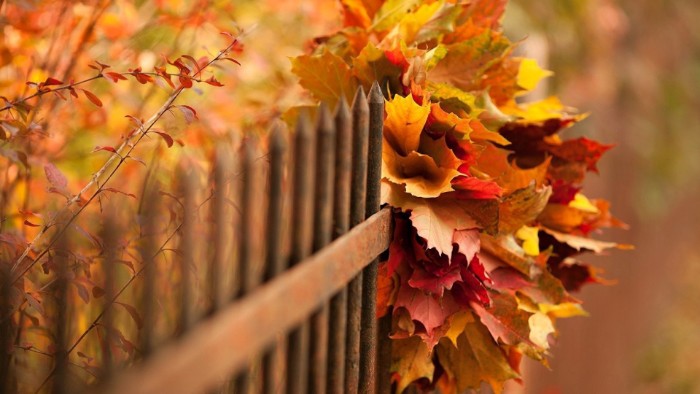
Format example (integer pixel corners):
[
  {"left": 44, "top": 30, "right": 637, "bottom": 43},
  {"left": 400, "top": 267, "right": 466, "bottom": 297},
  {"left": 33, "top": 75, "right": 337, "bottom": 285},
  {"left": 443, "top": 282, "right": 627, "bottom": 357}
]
[
  {"left": 262, "top": 124, "right": 288, "bottom": 394},
  {"left": 359, "top": 82, "right": 385, "bottom": 394},
  {"left": 308, "top": 104, "right": 336, "bottom": 393},
  {"left": 327, "top": 97, "right": 352, "bottom": 394},
  {"left": 346, "top": 86, "right": 369, "bottom": 394},
  {"left": 286, "top": 113, "right": 315, "bottom": 394}
]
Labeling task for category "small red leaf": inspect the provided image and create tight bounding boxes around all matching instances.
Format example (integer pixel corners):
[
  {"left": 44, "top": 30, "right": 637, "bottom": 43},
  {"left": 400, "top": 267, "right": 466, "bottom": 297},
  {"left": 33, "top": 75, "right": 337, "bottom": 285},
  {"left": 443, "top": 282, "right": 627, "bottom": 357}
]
[
  {"left": 90, "top": 61, "right": 110, "bottom": 72},
  {"left": 181, "top": 55, "right": 201, "bottom": 75},
  {"left": 92, "top": 145, "right": 117, "bottom": 154},
  {"left": 155, "top": 66, "right": 175, "bottom": 88},
  {"left": 43, "top": 77, "right": 63, "bottom": 86},
  {"left": 68, "top": 87, "right": 78, "bottom": 98},
  {"left": 153, "top": 131, "right": 174, "bottom": 147},
  {"left": 104, "top": 71, "right": 127, "bottom": 83},
  {"left": 23, "top": 220, "right": 40, "bottom": 227},
  {"left": 81, "top": 89, "right": 103, "bottom": 107},
  {"left": 178, "top": 75, "right": 193, "bottom": 88},
  {"left": 204, "top": 76, "right": 224, "bottom": 87}
]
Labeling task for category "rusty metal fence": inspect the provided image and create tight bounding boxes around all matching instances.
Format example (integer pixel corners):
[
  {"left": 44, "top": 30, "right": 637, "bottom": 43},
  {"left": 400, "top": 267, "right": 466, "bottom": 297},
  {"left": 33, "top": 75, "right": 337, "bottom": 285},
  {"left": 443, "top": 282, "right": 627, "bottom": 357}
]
[{"left": 0, "top": 83, "right": 394, "bottom": 394}]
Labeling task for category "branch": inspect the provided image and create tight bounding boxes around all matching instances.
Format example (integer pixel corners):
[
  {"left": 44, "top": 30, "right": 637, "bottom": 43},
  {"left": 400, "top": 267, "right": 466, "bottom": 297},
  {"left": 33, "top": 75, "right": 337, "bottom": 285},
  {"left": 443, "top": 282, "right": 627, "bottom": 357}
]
[{"left": 8, "top": 39, "right": 240, "bottom": 284}]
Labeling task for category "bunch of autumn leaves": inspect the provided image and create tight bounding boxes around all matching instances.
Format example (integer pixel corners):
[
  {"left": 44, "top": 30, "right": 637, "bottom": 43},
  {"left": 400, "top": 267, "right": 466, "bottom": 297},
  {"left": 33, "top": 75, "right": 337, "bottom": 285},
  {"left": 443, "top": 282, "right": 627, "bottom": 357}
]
[{"left": 291, "top": 1, "right": 625, "bottom": 393}]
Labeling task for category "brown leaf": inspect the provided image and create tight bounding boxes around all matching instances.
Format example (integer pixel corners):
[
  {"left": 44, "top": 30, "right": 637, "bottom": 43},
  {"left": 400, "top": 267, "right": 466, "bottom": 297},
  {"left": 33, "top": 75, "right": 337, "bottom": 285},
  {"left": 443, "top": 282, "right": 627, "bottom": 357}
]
[
  {"left": 498, "top": 184, "right": 552, "bottom": 234},
  {"left": 391, "top": 335, "right": 435, "bottom": 393},
  {"left": 437, "top": 318, "right": 519, "bottom": 394}
]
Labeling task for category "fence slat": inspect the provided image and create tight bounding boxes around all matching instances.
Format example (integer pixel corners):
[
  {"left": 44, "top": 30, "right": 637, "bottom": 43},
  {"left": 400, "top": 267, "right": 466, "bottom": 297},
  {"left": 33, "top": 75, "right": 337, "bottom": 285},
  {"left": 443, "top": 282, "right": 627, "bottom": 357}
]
[
  {"left": 309, "top": 104, "right": 336, "bottom": 394},
  {"left": 97, "top": 208, "right": 391, "bottom": 394},
  {"left": 346, "top": 86, "right": 369, "bottom": 394},
  {"left": 140, "top": 190, "right": 158, "bottom": 357},
  {"left": 286, "top": 114, "right": 315, "bottom": 394},
  {"left": 262, "top": 125, "right": 288, "bottom": 394},
  {"left": 210, "top": 147, "right": 233, "bottom": 314},
  {"left": 235, "top": 139, "right": 262, "bottom": 394},
  {"left": 327, "top": 97, "right": 352, "bottom": 394},
  {"left": 52, "top": 237, "right": 69, "bottom": 394},
  {"left": 101, "top": 215, "right": 118, "bottom": 379},
  {"left": 360, "top": 81, "right": 385, "bottom": 394},
  {"left": 179, "top": 168, "right": 197, "bottom": 335}
]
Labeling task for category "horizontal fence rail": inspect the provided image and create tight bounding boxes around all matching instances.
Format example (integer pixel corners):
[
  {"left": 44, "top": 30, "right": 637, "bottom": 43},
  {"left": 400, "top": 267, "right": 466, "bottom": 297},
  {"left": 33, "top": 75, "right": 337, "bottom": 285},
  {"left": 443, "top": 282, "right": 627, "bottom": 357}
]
[
  {"left": 98, "top": 208, "right": 392, "bottom": 394},
  {"left": 0, "top": 83, "right": 390, "bottom": 394}
]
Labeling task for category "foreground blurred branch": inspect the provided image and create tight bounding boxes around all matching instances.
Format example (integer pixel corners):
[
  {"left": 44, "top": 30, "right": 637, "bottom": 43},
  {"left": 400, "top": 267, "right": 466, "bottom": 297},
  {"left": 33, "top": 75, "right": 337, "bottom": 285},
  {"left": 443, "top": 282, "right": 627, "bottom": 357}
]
[{"left": 8, "top": 38, "right": 240, "bottom": 285}]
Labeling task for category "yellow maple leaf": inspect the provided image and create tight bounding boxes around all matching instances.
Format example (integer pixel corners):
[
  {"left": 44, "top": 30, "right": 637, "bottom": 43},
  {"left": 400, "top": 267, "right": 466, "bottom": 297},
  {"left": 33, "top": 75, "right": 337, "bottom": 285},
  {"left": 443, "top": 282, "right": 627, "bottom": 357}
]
[
  {"left": 516, "top": 58, "right": 553, "bottom": 94},
  {"left": 384, "top": 93, "right": 431, "bottom": 155},
  {"left": 290, "top": 49, "right": 357, "bottom": 108}
]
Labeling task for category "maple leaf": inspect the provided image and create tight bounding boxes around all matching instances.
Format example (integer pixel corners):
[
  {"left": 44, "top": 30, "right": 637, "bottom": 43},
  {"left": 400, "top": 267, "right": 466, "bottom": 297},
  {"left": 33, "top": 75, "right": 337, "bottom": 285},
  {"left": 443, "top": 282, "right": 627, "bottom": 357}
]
[
  {"left": 527, "top": 311, "right": 555, "bottom": 349},
  {"left": 383, "top": 142, "right": 461, "bottom": 198},
  {"left": 462, "top": 0, "right": 508, "bottom": 30},
  {"left": 391, "top": 335, "right": 435, "bottom": 393},
  {"left": 377, "top": 262, "right": 399, "bottom": 318},
  {"left": 428, "top": 30, "right": 512, "bottom": 93},
  {"left": 396, "top": 0, "right": 460, "bottom": 45},
  {"left": 383, "top": 181, "right": 485, "bottom": 256},
  {"left": 540, "top": 227, "right": 620, "bottom": 254},
  {"left": 371, "top": 0, "right": 422, "bottom": 32},
  {"left": 394, "top": 281, "right": 460, "bottom": 339},
  {"left": 480, "top": 233, "right": 533, "bottom": 276},
  {"left": 547, "top": 137, "right": 613, "bottom": 173},
  {"left": 353, "top": 42, "right": 404, "bottom": 93},
  {"left": 451, "top": 255, "right": 491, "bottom": 307},
  {"left": 498, "top": 183, "right": 552, "bottom": 234},
  {"left": 471, "top": 291, "right": 537, "bottom": 349},
  {"left": 538, "top": 231, "right": 614, "bottom": 292},
  {"left": 384, "top": 93, "right": 430, "bottom": 154},
  {"left": 291, "top": 48, "right": 357, "bottom": 108},
  {"left": 452, "top": 229, "right": 480, "bottom": 263},
  {"left": 475, "top": 144, "right": 550, "bottom": 195},
  {"left": 436, "top": 319, "right": 519, "bottom": 394},
  {"left": 408, "top": 258, "right": 461, "bottom": 297},
  {"left": 340, "top": 0, "right": 383, "bottom": 29}
]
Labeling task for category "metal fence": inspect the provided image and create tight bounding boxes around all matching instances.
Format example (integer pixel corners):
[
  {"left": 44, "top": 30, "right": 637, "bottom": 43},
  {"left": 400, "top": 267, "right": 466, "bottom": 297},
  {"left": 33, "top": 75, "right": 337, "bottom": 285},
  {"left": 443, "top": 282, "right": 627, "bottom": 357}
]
[{"left": 0, "top": 83, "right": 394, "bottom": 394}]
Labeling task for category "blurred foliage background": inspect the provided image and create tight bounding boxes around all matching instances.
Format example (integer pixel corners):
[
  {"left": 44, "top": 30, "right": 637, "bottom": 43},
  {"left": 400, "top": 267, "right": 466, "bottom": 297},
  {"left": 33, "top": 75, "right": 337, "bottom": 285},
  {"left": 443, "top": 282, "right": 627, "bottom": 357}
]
[{"left": 505, "top": 0, "right": 700, "bottom": 393}]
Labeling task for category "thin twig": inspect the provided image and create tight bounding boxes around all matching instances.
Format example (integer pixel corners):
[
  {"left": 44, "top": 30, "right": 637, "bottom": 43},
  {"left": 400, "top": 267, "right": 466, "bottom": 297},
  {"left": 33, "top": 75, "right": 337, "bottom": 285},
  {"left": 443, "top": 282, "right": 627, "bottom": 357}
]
[{"left": 9, "top": 40, "right": 239, "bottom": 283}]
